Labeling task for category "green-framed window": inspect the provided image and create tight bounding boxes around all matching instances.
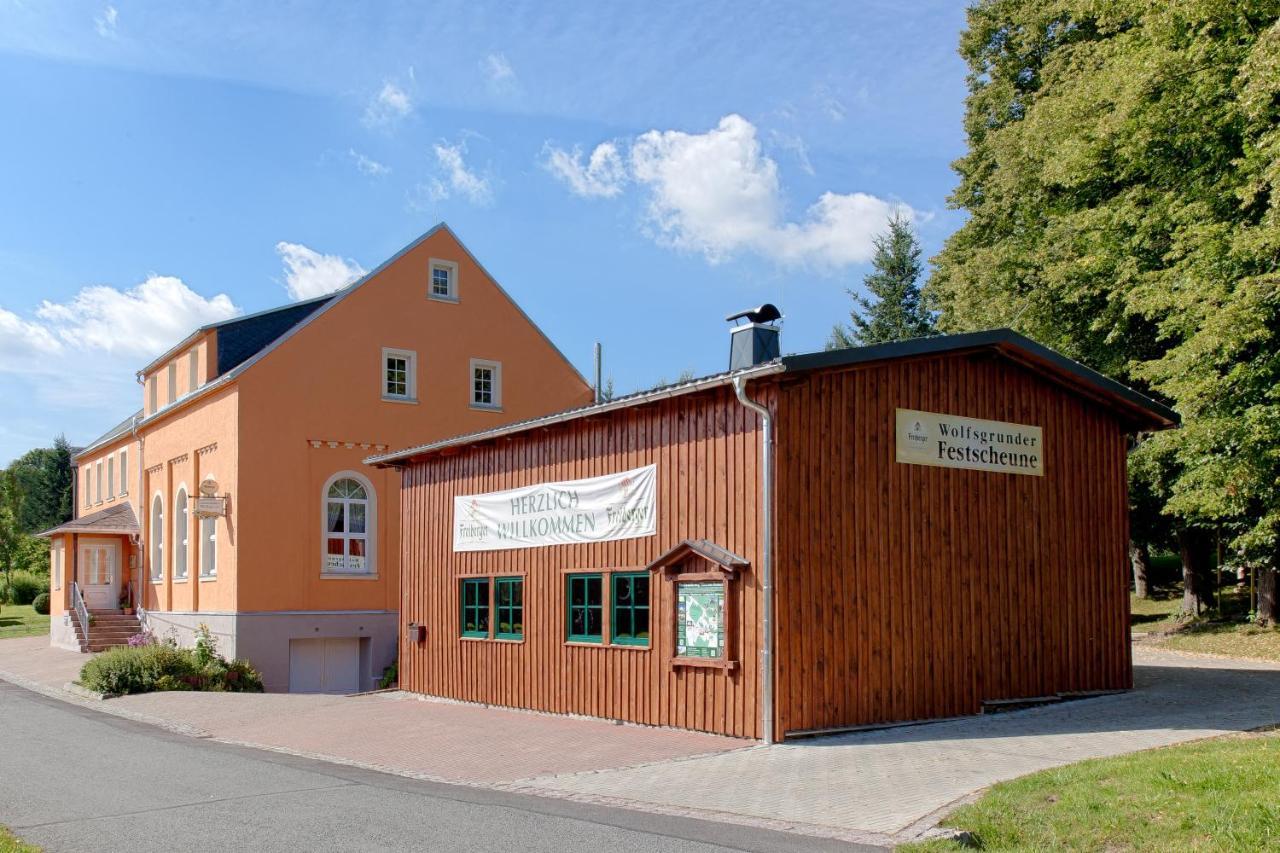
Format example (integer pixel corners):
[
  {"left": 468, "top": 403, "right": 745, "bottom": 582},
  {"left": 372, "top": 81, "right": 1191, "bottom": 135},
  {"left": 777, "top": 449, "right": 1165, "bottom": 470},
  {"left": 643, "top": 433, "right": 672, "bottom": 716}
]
[
  {"left": 460, "top": 578, "right": 490, "bottom": 638},
  {"left": 611, "top": 572, "right": 651, "bottom": 646},
  {"left": 495, "top": 577, "right": 524, "bottom": 640},
  {"left": 566, "top": 573, "right": 603, "bottom": 643}
]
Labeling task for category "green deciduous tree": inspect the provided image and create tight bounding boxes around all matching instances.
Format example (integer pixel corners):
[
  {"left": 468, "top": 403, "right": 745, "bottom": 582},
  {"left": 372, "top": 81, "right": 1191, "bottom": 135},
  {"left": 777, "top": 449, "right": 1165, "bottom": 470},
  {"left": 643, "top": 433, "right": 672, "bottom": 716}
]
[
  {"left": 829, "top": 214, "right": 935, "bottom": 348},
  {"left": 930, "top": 0, "right": 1280, "bottom": 621}
]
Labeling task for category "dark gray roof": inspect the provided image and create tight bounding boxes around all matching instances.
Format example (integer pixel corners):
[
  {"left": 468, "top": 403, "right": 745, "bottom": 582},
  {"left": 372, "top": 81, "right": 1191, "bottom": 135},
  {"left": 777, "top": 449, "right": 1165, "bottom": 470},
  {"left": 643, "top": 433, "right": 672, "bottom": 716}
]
[
  {"left": 367, "top": 327, "right": 1178, "bottom": 467},
  {"left": 76, "top": 409, "right": 143, "bottom": 460},
  {"left": 206, "top": 294, "right": 335, "bottom": 376},
  {"left": 37, "top": 502, "right": 140, "bottom": 537}
]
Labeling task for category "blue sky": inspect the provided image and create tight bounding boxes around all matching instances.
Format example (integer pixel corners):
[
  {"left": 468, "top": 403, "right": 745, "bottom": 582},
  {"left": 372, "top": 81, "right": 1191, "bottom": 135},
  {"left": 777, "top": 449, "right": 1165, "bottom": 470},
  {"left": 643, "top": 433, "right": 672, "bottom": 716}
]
[{"left": 0, "top": 1, "right": 969, "bottom": 465}]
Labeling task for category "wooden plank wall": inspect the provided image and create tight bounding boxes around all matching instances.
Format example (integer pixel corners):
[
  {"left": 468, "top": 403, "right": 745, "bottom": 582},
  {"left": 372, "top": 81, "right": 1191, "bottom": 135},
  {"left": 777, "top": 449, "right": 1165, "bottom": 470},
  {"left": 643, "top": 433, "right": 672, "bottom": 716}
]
[
  {"left": 773, "top": 352, "right": 1132, "bottom": 736},
  {"left": 398, "top": 385, "right": 770, "bottom": 739}
]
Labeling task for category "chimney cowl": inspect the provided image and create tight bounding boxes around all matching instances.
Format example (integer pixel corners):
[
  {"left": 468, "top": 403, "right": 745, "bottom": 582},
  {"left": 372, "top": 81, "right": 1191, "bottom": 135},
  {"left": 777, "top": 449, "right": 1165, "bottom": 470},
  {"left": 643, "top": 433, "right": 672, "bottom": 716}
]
[{"left": 727, "top": 304, "right": 781, "bottom": 370}]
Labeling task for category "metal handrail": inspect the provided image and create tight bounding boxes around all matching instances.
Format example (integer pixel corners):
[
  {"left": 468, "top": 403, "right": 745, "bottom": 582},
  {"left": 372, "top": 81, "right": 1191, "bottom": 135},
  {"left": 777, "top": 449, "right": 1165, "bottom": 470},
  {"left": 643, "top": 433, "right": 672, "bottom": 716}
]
[{"left": 71, "top": 582, "right": 91, "bottom": 647}]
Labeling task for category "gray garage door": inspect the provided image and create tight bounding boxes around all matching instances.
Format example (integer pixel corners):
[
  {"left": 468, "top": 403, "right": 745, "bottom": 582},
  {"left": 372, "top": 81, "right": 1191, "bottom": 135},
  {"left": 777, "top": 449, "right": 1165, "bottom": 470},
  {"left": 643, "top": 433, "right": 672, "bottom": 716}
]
[{"left": 288, "top": 637, "right": 360, "bottom": 694}]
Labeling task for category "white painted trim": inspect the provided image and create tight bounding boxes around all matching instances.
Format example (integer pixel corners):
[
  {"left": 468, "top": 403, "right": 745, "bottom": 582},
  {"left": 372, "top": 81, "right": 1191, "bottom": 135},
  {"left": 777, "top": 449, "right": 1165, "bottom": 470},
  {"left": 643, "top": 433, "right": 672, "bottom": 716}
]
[
  {"left": 427, "top": 257, "right": 459, "bottom": 301},
  {"left": 380, "top": 347, "right": 418, "bottom": 402},
  {"left": 320, "top": 470, "right": 377, "bottom": 578},
  {"left": 173, "top": 483, "right": 190, "bottom": 581},
  {"left": 469, "top": 358, "right": 502, "bottom": 409},
  {"left": 150, "top": 491, "right": 165, "bottom": 581}
]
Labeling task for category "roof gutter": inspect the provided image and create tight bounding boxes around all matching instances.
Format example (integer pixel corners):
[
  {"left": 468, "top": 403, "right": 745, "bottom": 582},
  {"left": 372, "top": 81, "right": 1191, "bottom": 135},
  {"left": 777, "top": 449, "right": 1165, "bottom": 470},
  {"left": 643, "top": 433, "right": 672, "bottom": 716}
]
[{"left": 732, "top": 374, "right": 776, "bottom": 745}]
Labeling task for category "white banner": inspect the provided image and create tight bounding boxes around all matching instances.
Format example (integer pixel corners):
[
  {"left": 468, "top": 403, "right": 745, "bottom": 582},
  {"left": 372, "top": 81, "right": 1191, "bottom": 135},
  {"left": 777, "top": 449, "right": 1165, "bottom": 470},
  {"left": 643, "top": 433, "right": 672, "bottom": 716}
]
[
  {"left": 453, "top": 464, "right": 657, "bottom": 552},
  {"left": 896, "top": 408, "right": 1044, "bottom": 477}
]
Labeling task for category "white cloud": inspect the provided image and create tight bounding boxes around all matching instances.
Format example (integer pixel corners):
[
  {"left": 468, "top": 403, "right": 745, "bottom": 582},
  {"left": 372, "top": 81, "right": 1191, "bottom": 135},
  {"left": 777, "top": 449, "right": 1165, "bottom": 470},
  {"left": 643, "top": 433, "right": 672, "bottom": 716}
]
[
  {"left": 348, "top": 148, "right": 390, "bottom": 177},
  {"left": 770, "top": 131, "right": 815, "bottom": 176},
  {"left": 362, "top": 81, "right": 412, "bottom": 129},
  {"left": 94, "top": 5, "right": 118, "bottom": 39},
  {"left": 34, "top": 276, "right": 239, "bottom": 356},
  {"left": 547, "top": 114, "right": 914, "bottom": 268},
  {"left": 275, "top": 242, "right": 366, "bottom": 300},
  {"left": 541, "top": 142, "right": 627, "bottom": 198},
  {"left": 481, "top": 52, "right": 517, "bottom": 92},
  {"left": 427, "top": 140, "right": 492, "bottom": 205}
]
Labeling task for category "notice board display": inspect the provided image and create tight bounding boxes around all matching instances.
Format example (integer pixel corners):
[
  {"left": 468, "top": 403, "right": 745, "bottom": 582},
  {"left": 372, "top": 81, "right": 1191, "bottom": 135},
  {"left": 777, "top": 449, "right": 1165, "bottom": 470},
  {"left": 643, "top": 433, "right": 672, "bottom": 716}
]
[
  {"left": 676, "top": 582, "right": 726, "bottom": 659},
  {"left": 896, "top": 408, "right": 1044, "bottom": 477}
]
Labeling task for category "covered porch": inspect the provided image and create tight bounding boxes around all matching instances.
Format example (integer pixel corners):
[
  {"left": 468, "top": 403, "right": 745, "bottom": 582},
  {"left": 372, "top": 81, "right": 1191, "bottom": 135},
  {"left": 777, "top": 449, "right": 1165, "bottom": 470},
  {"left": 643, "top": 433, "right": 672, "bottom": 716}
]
[{"left": 38, "top": 504, "right": 142, "bottom": 652}]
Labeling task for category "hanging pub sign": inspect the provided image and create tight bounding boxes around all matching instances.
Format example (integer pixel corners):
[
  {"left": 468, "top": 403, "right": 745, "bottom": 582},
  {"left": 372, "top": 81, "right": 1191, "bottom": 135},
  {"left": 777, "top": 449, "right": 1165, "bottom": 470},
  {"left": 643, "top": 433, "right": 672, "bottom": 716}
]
[
  {"left": 896, "top": 408, "right": 1044, "bottom": 477},
  {"left": 676, "top": 582, "right": 726, "bottom": 659},
  {"left": 452, "top": 464, "right": 657, "bottom": 552}
]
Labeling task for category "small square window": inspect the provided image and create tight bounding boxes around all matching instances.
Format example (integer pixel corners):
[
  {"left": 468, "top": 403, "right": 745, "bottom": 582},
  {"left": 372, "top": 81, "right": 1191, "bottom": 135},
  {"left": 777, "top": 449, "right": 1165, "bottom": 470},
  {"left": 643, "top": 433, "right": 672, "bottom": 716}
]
[
  {"left": 382, "top": 348, "right": 416, "bottom": 401},
  {"left": 428, "top": 258, "right": 459, "bottom": 301},
  {"left": 470, "top": 359, "right": 502, "bottom": 409}
]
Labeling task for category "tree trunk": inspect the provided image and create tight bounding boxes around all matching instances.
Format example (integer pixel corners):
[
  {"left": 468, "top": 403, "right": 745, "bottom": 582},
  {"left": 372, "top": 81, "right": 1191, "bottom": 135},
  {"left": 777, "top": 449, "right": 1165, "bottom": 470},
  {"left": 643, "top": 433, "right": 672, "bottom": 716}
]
[
  {"left": 1130, "top": 541, "right": 1151, "bottom": 599},
  {"left": 1177, "top": 527, "right": 1214, "bottom": 616},
  {"left": 1259, "top": 566, "right": 1278, "bottom": 628}
]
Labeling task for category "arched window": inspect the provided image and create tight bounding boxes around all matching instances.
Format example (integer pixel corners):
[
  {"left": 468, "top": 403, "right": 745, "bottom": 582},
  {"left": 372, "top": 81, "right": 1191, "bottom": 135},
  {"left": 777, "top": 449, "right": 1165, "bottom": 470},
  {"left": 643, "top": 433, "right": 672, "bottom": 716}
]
[
  {"left": 323, "top": 472, "right": 375, "bottom": 575},
  {"left": 174, "top": 486, "right": 189, "bottom": 580},
  {"left": 150, "top": 493, "right": 164, "bottom": 580}
]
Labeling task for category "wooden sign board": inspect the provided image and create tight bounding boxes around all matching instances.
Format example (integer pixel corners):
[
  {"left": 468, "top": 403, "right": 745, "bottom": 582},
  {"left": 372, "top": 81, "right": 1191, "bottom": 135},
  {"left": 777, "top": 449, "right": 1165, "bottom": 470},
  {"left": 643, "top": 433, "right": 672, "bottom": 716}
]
[{"left": 896, "top": 408, "right": 1044, "bottom": 477}]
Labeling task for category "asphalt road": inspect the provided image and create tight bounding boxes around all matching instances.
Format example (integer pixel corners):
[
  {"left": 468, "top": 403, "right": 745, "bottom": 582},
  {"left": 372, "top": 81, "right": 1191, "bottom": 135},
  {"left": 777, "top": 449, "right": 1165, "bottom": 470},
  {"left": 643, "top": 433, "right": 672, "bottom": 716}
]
[{"left": 0, "top": 681, "right": 881, "bottom": 853}]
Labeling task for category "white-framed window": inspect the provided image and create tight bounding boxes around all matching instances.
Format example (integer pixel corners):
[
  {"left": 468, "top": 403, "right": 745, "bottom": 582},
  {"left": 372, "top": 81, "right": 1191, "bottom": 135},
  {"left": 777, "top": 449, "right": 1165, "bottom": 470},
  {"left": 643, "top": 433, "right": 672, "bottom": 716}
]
[
  {"left": 95, "top": 460, "right": 103, "bottom": 503},
  {"left": 469, "top": 358, "right": 502, "bottom": 409},
  {"left": 322, "top": 471, "right": 376, "bottom": 576},
  {"left": 167, "top": 363, "right": 177, "bottom": 405},
  {"left": 83, "top": 469, "right": 90, "bottom": 507},
  {"left": 381, "top": 347, "right": 417, "bottom": 402},
  {"left": 107, "top": 456, "right": 115, "bottom": 499},
  {"left": 174, "top": 486, "right": 189, "bottom": 580},
  {"left": 200, "top": 515, "right": 217, "bottom": 578},
  {"left": 150, "top": 493, "right": 164, "bottom": 580},
  {"left": 119, "top": 449, "right": 128, "bottom": 495},
  {"left": 189, "top": 349, "right": 199, "bottom": 393},
  {"left": 428, "top": 258, "right": 459, "bottom": 301},
  {"left": 148, "top": 376, "right": 157, "bottom": 413}
]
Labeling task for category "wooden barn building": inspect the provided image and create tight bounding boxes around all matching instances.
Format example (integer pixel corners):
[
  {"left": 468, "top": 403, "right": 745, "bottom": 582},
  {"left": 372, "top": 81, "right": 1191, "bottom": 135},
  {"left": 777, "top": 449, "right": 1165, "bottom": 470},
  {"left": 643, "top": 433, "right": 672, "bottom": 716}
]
[{"left": 368, "top": 318, "right": 1177, "bottom": 742}]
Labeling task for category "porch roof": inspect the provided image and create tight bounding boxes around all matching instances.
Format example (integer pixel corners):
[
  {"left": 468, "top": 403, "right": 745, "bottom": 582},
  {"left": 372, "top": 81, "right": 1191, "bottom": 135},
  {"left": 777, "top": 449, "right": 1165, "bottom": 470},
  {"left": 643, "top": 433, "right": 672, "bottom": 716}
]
[{"left": 36, "top": 503, "right": 140, "bottom": 538}]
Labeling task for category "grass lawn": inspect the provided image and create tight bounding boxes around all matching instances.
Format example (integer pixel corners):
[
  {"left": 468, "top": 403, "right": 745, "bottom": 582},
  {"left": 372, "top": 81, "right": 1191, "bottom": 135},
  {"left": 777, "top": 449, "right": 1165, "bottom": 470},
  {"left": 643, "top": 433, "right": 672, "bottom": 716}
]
[
  {"left": 0, "top": 826, "right": 38, "bottom": 853},
  {"left": 0, "top": 604, "right": 48, "bottom": 640},
  {"left": 903, "top": 730, "right": 1280, "bottom": 852},
  {"left": 1130, "top": 583, "right": 1280, "bottom": 663}
]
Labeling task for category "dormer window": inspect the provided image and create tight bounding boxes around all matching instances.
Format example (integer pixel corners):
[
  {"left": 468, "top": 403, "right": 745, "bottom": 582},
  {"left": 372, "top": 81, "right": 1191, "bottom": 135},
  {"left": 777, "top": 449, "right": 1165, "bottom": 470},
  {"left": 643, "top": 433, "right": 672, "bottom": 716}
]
[{"left": 428, "top": 258, "right": 459, "bottom": 302}]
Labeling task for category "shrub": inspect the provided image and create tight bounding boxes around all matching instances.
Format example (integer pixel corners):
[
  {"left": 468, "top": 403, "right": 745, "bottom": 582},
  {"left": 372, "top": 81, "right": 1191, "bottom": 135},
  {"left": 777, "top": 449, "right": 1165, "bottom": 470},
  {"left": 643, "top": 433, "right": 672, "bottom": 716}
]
[
  {"left": 31, "top": 592, "right": 50, "bottom": 615},
  {"left": 5, "top": 571, "right": 48, "bottom": 606},
  {"left": 127, "top": 631, "right": 156, "bottom": 647},
  {"left": 379, "top": 658, "right": 398, "bottom": 689},
  {"left": 79, "top": 634, "right": 264, "bottom": 696}
]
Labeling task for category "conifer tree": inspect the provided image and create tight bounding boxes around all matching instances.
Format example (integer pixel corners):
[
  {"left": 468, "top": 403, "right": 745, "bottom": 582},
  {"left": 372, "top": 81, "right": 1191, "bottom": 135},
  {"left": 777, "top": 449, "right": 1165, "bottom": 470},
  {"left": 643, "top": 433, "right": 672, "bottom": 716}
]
[{"left": 828, "top": 214, "right": 934, "bottom": 349}]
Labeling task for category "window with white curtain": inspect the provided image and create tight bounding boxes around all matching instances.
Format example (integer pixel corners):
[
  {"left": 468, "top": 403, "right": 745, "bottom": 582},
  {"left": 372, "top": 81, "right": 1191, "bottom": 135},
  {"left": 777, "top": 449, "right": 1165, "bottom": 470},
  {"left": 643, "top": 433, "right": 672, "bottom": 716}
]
[
  {"left": 174, "top": 487, "right": 189, "bottom": 580},
  {"left": 323, "top": 474, "right": 375, "bottom": 575},
  {"left": 150, "top": 494, "right": 164, "bottom": 580}
]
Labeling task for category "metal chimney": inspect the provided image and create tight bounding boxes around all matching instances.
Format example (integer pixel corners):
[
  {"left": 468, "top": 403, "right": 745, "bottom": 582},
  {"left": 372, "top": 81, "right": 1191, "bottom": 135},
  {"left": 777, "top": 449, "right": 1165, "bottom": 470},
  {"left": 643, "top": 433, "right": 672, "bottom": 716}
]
[{"left": 726, "top": 304, "right": 782, "bottom": 370}]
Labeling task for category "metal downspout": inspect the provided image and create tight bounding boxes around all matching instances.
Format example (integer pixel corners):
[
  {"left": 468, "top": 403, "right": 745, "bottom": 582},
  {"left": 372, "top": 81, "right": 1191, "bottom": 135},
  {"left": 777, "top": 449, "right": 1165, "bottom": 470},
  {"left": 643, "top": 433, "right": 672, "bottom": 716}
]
[{"left": 732, "top": 375, "right": 775, "bottom": 745}]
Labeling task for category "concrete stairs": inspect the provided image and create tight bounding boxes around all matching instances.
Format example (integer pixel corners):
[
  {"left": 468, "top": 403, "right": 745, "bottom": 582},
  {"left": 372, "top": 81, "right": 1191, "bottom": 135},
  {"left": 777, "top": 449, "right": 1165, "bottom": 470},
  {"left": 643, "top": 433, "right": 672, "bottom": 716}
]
[{"left": 70, "top": 609, "right": 142, "bottom": 653}]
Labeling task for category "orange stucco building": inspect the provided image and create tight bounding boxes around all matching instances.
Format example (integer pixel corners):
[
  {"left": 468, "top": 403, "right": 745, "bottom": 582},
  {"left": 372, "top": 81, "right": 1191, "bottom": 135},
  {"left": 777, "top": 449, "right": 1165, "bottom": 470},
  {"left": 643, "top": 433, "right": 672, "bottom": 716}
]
[{"left": 42, "top": 224, "right": 592, "bottom": 691}]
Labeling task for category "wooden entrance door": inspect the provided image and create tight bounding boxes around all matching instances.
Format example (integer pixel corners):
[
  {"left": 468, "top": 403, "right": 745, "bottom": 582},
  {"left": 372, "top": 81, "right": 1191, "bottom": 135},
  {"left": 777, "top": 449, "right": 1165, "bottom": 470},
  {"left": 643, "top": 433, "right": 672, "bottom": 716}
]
[{"left": 80, "top": 542, "right": 120, "bottom": 610}]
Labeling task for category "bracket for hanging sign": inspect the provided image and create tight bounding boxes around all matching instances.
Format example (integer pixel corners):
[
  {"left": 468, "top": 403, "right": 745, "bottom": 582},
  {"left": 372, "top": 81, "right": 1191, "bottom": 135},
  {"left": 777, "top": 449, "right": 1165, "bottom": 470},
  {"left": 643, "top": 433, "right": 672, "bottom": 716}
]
[{"left": 194, "top": 495, "right": 227, "bottom": 518}]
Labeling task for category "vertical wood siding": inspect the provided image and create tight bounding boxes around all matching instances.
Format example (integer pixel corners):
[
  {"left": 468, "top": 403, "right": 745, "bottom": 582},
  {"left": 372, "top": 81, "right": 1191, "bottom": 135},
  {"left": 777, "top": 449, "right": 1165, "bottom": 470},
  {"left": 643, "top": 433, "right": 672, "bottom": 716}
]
[
  {"left": 399, "top": 385, "right": 768, "bottom": 739},
  {"left": 774, "top": 352, "right": 1132, "bottom": 736},
  {"left": 399, "top": 351, "right": 1134, "bottom": 741}
]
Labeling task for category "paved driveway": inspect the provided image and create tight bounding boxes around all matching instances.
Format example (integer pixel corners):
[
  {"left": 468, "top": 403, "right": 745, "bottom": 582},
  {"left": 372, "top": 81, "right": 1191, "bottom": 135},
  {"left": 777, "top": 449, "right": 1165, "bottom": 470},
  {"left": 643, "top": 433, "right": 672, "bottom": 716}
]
[{"left": 4, "top": 636, "right": 1280, "bottom": 847}]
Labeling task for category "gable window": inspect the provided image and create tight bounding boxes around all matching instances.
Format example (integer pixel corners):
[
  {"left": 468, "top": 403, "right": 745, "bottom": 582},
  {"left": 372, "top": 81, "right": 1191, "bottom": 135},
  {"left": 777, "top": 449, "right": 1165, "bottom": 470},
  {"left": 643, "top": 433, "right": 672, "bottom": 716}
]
[
  {"left": 496, "top": 577, "right": 524, "bottom": 640},
  {"left": 167, "top": 363, "right": 177, "bottom": 404},
  {"left": 381, "top": 348, "right": 417, "bottom": 402},
  {"left": 470, "top": 359, "right": 502, "bottom": 409},
  {"left": 611, "top": 572, "right": 651, "bottom": 646},
  {"left": 119, "top": 449, "right": 128, "bottom": 495},
  {"left": 323, "top": 472, "right": 375, "bottom": 576},
  {"left": 189, "top": 349, "right": 199, "bottom": 393},
  {"left": 566, "top": 573, "right": 603, "bottom": 643},
  {"left": 461, "top": 578, "right": 490, "bottom": 638},
  {"left": 150, "top": 494, "right": 164, "bottom": 580},
  {"left": 428, "top": 258, "right": 459, "bottom": 301},
  {"left": 148, "top": 376, "right": 157, "bottom": 413},
  {"left": 174, "top": 486, "right": 189, "bottom": 580}
]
